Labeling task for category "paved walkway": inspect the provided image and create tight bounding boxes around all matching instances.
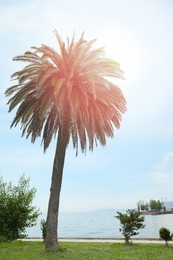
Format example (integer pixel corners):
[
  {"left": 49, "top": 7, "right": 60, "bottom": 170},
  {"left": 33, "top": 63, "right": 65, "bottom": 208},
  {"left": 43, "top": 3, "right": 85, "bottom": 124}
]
[{"left": 21, "top": 238, "right": 173, "bottom": 244}]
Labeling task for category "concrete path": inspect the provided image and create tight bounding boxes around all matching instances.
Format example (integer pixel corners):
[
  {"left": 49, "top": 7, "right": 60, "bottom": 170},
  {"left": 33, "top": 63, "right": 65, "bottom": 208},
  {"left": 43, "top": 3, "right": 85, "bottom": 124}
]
[{"left": 21, "top": 238, "right": 173, "bottom": 244}]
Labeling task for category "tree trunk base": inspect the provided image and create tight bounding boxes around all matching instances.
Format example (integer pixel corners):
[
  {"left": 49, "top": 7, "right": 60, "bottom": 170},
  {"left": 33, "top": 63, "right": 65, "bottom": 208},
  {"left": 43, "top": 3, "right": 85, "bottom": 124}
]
[{"left": 45, "top": 240, "right": 58, "bottom": 251}]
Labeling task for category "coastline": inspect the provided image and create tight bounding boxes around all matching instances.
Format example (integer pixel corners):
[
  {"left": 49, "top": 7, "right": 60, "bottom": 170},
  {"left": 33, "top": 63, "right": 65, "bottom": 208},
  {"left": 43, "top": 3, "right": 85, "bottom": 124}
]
[{"left": 141, "top": 210, "right": 173, "bottom": 215}]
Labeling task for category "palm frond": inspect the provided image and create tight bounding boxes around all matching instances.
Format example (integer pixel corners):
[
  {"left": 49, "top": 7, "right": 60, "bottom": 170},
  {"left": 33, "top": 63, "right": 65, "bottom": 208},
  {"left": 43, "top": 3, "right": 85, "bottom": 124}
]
[{"left": 5, "top": 31, "right": 126, "bottom": 153}]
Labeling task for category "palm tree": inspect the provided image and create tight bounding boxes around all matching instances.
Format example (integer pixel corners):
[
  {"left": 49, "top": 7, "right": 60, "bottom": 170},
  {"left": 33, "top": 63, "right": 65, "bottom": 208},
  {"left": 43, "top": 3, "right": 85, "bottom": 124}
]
[{"left": 5, "top": 30, "right": 126, "bottom": 251}]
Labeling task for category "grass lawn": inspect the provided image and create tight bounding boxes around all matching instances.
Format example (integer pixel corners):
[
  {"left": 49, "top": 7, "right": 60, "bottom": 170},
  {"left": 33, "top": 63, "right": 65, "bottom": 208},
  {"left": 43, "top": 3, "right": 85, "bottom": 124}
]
[{"left": 0, "top": 241, "right": 173, "bottom": 260}]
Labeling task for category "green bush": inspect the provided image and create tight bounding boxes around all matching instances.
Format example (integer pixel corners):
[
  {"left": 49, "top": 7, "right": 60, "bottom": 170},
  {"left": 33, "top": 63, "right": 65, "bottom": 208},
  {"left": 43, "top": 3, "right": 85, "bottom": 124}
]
[
  {"left": 159, "top": 227, "right": 172, "bottom": 246},
  {"left": 115, "top": 209, "right": 145, "bottom": 244},
  {"left": 0, "top": 174, "right": 40, "bottom": 241},
  {"left": 40, "top": 219, "right": 46, "bottom": 241}
]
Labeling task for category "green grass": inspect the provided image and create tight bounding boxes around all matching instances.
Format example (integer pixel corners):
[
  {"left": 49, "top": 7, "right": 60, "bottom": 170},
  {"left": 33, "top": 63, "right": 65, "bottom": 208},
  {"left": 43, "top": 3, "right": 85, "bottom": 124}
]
[{"left": 0, "top": 241, "right": 173, "bottom": 260}]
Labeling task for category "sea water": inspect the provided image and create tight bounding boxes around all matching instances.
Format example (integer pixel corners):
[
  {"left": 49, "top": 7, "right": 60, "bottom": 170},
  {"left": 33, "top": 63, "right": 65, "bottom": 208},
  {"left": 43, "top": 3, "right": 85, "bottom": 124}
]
[{"left": 27, "top": 209, "right": 173, "bottom": 239}]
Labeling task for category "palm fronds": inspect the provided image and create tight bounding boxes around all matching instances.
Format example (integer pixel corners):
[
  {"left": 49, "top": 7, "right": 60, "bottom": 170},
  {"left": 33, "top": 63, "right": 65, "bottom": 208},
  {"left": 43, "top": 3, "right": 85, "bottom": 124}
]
[{"left": 5, "top": 31, "right": 126, "bottom": 153}]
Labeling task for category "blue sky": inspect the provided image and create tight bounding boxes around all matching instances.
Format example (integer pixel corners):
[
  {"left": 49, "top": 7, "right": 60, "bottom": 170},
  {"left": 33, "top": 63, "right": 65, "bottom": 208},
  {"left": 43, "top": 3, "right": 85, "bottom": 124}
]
[{"left": 1, "top": 0, "right": 173, "bottom": 214}]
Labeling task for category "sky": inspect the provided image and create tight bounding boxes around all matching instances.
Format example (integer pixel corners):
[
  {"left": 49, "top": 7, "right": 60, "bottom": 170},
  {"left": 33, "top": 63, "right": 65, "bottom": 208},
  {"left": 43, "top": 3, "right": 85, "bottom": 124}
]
[{"left": 0, "top": 0, "right": 173, "bottom": 214}]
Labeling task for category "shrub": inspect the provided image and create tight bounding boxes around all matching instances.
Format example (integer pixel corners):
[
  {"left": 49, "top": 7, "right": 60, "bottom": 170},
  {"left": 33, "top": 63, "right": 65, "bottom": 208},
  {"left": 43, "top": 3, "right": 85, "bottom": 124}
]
[
  {"left": 40, "top": 219, "right": 46, "bottom": 241},
  {"left": 0, "top": 174, "right": 40, "bottom": 241},
  {"left": 115, "top": 209, "right": 145, "bottom": 244},
  {"left": 159, "top": 227, "right": 172, "bottom": 246}
]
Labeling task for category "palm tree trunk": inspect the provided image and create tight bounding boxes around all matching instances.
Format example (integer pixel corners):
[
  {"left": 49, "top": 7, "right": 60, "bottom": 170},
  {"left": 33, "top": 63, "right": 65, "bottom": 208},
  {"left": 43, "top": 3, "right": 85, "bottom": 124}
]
[{"left": 45, "top": 127, "right": 67, "bottom": 251}]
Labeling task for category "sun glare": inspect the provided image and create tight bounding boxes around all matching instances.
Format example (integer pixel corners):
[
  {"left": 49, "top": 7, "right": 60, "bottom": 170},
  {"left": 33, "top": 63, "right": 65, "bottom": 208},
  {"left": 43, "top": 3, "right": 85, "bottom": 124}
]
[{"left": 95, "top": 27, "right": 143, "bottom": 86}]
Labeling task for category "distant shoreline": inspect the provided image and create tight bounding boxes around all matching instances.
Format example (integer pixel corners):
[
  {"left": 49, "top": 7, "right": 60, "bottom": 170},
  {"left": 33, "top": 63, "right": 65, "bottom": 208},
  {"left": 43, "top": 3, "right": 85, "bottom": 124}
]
[{"left": 140, "top": 210, "right": 173, "bottom": 215}]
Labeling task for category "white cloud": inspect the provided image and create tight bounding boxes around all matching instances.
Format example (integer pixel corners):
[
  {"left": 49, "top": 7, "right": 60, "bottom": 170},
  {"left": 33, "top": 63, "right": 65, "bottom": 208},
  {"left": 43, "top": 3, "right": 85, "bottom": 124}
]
[{"left": 149, "top": 152, "right": 173, "bottom": 185}]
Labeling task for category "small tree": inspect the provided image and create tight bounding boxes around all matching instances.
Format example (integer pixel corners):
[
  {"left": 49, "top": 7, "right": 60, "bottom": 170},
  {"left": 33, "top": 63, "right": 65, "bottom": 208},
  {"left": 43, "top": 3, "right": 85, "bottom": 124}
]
[
  {"left": 137, "top": 200, "right": 149, "bottom": 211},
  {"left": 115, "top": 209, "right": 145, "bottom": 244},
  {"left": 150, "top": 199, "right": 162, "bottom": 211},
  {"left": 0, "top": 174, "right": 40, "bottom": 241},
  {"left": 40, "top": 219, "right": 46, "bottom": 242},
  {"left": 159, "top": 227, "right": 172, "bottom": 246}
]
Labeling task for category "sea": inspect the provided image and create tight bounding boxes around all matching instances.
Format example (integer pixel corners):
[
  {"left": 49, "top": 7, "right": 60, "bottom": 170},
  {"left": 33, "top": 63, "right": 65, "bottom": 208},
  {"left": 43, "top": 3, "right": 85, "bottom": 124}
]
[{"left": 26, "top": 209, "right": 173, "bottom": 239}]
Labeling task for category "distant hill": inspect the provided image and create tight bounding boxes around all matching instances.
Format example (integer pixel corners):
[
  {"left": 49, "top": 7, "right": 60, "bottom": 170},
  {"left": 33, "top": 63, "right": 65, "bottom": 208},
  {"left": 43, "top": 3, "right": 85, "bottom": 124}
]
[{"left": 165, "top": 201, "right": 173, "bottom": 210}]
